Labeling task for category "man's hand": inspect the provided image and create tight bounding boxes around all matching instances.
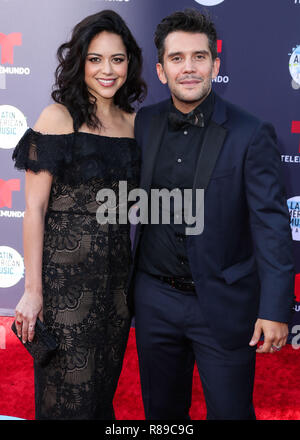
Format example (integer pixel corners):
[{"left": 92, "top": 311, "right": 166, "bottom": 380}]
[{"left": 249, "top": 318, "right": 289, "bottom": 353}]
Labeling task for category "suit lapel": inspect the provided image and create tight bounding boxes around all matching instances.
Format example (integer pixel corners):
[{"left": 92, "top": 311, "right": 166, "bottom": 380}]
[
  {"left": 188, "top": 95, "right": 228, "bottom": 222},
  {"left": 192, "top": 120, "right": 227, "bottom": 193},
  {"left": 140, "top": 110, "right": 168, "bottom": 194}
]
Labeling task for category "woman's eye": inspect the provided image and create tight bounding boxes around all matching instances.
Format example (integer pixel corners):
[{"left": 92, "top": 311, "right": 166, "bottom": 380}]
[
  {"left": 113, "top": 57, "right": 125, "bottom": 63},
  {"left": 89, "top": 57, "right": 101, "bottom": 63}
]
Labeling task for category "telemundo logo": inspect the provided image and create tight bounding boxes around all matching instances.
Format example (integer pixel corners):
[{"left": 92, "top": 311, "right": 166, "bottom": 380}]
[
  {"left": 0, "top": 33, "right": 31, "bottom": 90},
  {"left": 212, "top": 75, "right": 229, "bottom": 84}
]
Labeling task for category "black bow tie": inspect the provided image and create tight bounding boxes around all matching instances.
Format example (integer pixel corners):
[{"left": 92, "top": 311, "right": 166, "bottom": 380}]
[{"left": 168, "top": 109, "right": 205, "bottom": 131}]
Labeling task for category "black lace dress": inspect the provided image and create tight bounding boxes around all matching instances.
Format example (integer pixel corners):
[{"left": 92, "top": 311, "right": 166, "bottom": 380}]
[{"left": 12, "top": 128, "right": 140, "bottom": 420}]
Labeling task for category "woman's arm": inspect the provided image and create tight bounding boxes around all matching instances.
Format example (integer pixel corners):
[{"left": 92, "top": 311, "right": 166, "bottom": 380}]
[
  {"left": 15, "top": 170, "right": 52, "bottom": 343},
  {"left": 15, "top": 103, "right": 73, "bottom": 343}
]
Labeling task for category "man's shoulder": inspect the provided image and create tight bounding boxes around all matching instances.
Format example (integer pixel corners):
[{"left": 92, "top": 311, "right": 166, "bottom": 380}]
[
  {"left": 216, "top": 94, "right": 263, "bottom": 128},
  {"left": 215, "top": 94, "right": 277, "bottom": 146},
  {"left": 136, "top": 99, "right": 170, "bottom": 120},
  {"left": 134, "top": 100, "right": 170, "bottom": 139}
]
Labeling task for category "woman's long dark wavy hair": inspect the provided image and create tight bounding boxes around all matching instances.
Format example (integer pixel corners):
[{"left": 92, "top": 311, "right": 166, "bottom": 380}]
[{"left": 51, "top": 10, "right": 147, "bottom": 131}]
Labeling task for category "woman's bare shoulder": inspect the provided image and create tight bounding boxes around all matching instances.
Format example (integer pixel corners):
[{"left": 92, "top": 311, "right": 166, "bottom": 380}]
[
  {"left": 33, "top": 103, "right": 74, "bottom": 135},
  {"left": 122, "top": 111, "right": 136, "bottom": 136},
  {"left": 124, "top": 111, "right": 136, "bottom": 127}
]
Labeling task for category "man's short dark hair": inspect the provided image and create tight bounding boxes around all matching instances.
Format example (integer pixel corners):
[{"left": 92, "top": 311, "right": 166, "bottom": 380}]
[{"left": 154, "top": 9, "right": 218, "bottom": 64}]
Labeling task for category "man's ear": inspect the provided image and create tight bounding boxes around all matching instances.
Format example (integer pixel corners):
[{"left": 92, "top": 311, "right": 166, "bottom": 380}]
[
  {"left": 212, "top": 57, "right": 221, "bottom": 80},
  {"left": 156, "top": 63, "right": 167, "bottom": 85}
]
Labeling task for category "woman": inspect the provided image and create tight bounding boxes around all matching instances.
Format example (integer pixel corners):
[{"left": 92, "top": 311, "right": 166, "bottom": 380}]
[{"left": 12, "top": 9, "right": 146, "bottom": 420}]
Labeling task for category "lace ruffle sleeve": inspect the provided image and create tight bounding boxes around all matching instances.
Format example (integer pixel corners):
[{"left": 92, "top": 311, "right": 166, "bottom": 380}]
[
  {"left": 12, "top": 128, "right": 72, "bottom": 176},
  {"left": 12, "top": 128, "right": 140, "bottom": 185}
]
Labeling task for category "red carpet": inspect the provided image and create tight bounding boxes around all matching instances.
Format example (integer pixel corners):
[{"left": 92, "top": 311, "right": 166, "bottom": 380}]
[{"left": 0, "top": 316, "right": 300, "bottom": 420}]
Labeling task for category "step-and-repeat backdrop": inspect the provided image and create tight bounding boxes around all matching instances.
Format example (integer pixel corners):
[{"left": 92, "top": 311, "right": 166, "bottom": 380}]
[{"left": 0, "top": 0, "right": 299, "bottom": 338}]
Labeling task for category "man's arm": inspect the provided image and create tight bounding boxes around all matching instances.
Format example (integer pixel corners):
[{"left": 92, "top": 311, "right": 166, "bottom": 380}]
[{"left": 244, "top": 122, "right": 295, "bottom": 352}]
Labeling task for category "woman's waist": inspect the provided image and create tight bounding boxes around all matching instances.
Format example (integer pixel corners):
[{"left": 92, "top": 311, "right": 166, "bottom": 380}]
[
  {"left": 47, "top": 208, "right": 99, "bottom": 217},
  {"left": 45, "top": 209, "right": 131, "bottom": 232}
]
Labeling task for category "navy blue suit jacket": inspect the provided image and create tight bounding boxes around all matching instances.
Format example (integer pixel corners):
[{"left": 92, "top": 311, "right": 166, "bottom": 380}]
[{"left": 129, "top": 92, "right": 295, "bottom": 349}]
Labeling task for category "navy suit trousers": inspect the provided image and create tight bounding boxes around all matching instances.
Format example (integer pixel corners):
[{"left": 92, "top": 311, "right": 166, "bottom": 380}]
[{"left": 134, "top": 271, "right": 256, "bottom": 420}]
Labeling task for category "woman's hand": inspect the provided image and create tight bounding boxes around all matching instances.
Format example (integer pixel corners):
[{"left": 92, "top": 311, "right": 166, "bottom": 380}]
[{"left": 15, "top": 291, "right": 43, "bottom": 343}]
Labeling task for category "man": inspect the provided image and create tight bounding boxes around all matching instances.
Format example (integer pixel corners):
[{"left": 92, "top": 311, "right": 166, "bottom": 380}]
[{"left": 129, "top": 9, "right": 295, "bottom": 420}]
